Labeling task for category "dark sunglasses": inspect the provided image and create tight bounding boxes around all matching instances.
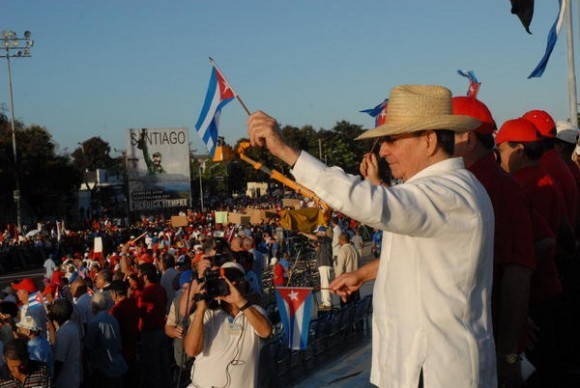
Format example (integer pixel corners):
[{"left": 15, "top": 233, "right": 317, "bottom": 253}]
[{"left": 371, "top": 131, "right": 426, "bottom": 153}]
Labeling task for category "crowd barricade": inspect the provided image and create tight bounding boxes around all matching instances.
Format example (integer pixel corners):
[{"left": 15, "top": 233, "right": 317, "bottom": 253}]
[{"left": 264, "top": 294, "right": 373, "bottom": 387}]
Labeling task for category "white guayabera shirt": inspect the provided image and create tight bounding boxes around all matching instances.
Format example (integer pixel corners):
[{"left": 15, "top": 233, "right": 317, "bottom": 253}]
[{"left": 293, "top": 152, "right": 497, "bottom": 388}]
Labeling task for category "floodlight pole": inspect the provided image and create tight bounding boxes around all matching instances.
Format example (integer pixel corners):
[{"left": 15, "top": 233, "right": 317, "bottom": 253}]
[{"left": 1, "top": 30, "right": 34, "bottom": 234}]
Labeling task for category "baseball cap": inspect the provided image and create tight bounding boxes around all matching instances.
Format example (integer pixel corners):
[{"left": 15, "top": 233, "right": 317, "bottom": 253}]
[
  {"left": 12, "top": 278, "right": 37, "bottom": 294},
  {"left": 495, "top": 118, "right": 542, "bottom": 145},
  {"left": 522, "top": 110, "right": 556, "bottom": 138},
  {"left": 313, "top": 225, "right": 327, "bottom": 233},
  {"left": 179, "top": 270, "right": 194, "bottom": 287},
  {"left": 555, "top": 120, "right": 579, "bottom": 145},
  {"left": 16, "top": 316, "right": 41, "bottom": 332},
  {"left": 452, "top": 97, "right": 496, "bottom": 135}
]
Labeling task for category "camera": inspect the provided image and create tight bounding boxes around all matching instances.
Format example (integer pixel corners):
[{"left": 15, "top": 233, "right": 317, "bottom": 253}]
[{"left": 198, "top": 267, "right": 230, "bottom": 301}]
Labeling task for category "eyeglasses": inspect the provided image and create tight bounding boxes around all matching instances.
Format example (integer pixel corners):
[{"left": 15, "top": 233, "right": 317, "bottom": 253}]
[
  {"left": 378, "top": 131, "right": 426, "bottom": 145},
  {"left": 371, "top": 131, "right": 426, "bottom": 153}
]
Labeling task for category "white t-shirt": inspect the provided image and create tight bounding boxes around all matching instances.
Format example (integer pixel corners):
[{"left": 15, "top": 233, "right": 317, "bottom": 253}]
[
  {"left": 43, "top": 258, "right": 56, "bottom": 279},
  {"left": 331, "top": 224, "right": 342, "bottom": 257},
  {"left": 188, "top": 306, "right": 267, "bottom": 388}
]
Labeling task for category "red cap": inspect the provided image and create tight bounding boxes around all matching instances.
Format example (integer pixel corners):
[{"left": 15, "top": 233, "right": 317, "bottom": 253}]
[
  {"left": 12, "top": 278, "right": 38, "bottom": 294},
  {"left": 522, "top": 110, "right": 556, "bottom": 138},
  {"left": 495, "top": 118, "right": 542, "bottom": 145},
  {"left": 452, "top": 97, "right": 496, "bottom": 135}
]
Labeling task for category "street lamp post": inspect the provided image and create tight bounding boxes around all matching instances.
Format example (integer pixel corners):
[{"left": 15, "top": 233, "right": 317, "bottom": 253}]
[
  {"left": 78, "top": 142, "right": 92, "bottom": 220},
  {"left": 199, "top": 161, "right": 205, "bottom": 213},
  {"left": 1, "top": 30, "right": 34, "bottom": 234},
  {"left": 197, "top": 159, "right": 220, "bottom": 212}
]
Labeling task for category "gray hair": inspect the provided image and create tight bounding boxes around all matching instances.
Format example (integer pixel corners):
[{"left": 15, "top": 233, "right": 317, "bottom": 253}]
[{"left": 91, "top": 292, "right": 110, "bottom": 313}]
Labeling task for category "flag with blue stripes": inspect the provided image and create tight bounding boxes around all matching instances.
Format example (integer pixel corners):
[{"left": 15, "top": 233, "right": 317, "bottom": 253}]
[
  {"left": 195, "top": 65, "right": 236, "bottom": 156},
  {"left": 275, "top": 287, "right": 314, "bottom": 350},
  {"left": 360, "top": 99, "right": 389, "bottom": 126},
  {"left": 457, "top": 69, "right": 481, "bottom": 98},
  {"left": 528, "top": 0, "right": 566, "bottom": 78}
]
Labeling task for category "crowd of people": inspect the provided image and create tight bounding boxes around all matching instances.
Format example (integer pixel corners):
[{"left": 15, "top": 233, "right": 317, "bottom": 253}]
[
  {"left": 0, "top": 200, "right": 368, "bottom": 387},
  {"left": 0, "top": 84, "right": 579, "bottom": 388}
]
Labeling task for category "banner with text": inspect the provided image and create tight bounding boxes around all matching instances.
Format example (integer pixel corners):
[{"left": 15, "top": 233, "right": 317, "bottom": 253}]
[{"left": 126, "top": 128, "right": 191, "bottom": 212}]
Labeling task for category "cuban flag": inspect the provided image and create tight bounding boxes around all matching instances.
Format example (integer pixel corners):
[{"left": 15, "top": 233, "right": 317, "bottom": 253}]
[
  {"left": 195, "top": 64, "right": 236, "bottom": 156},
  {"left": 528, "top": 0, "right": 566, "bottom": 78},
  {"left": 360, "top": 99, "right": 388, "bottom": 126},
  {"left": 457, "top": 70, "right": 481, "bottom": 98},
  {"left": 275, "top": 287, "right": 313, "bottom": 350}
]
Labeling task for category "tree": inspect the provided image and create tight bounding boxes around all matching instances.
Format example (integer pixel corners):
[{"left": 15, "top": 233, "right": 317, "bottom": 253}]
[
  {"left": 71, "top": 137, "right": 118, "bottom": 218},
  {"left": 72, "top": 136, "right": 115, "bottom": 171},
  {"left": 0, "top": 121, "right": 81, "bottom": 221}
]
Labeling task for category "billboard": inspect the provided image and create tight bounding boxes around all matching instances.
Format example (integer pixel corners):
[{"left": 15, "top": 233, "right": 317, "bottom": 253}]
[{"left": 126, "top": 128, "right": 191, "bottom": 212}]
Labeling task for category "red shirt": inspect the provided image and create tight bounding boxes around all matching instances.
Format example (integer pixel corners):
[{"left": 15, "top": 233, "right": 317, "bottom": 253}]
[
  {"left": 110, "top": 297, "right": 140, "bottom": 362},
  {"left": 468, "top": 153, "right": 536, "bottom": 269},
  {"left": 273, "top": 263, "right": 285, "bottom": 286},
  {"left": 468, "top": 153, "right": 536, "bottom": 338},
  {"left": 566, "top": 162, "right": 580, "bottom": 239},
  {"left": 541, "top": 149, "right": 578, "bottom": 232},
  {"left": 514, "top": 165, "right": 565, "bottom": 235},
  {"left": 514, "top": 165, "right": 564, "bottom": 300},
  {"left": 137, "top": 283, "right": 167, "bottom": 332}
]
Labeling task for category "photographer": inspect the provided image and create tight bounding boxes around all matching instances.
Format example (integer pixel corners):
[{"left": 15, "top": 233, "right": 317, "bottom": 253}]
[{"left": 183, "top": 261, "right": 272, "bottom": 388}]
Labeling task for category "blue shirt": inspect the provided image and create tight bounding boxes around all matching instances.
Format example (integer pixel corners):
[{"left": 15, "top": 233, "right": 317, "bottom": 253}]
[
  {"left": 28, "top": 336, "right": 54, "bottom": 377},
  {"left": 85, "top": 311, "right": 128, "bottom": 378}
]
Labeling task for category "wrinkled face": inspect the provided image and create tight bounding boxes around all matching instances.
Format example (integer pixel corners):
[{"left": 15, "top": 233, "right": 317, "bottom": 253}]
[{"left": 377, "top": 131, "right": 429, "bottom": 182}]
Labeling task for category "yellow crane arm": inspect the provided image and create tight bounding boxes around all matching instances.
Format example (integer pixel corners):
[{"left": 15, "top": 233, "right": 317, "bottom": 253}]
[{"left": 236, "top": 141, "right": 332, "bottom": 216}]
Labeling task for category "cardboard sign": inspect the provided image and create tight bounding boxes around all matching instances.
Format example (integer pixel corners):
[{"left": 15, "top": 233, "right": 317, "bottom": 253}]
[
  {"left": 282, "top": 198, "right": 302, "bottom": 209},
  {"left": 214, "top": 211, "right": 228, "bottom": 224},
  {"left": 228, "top": 213, "right": 251, "bottom": 225},
  {"left": 94, "top": 236, "right": 103, "bottom": 253},
  {"left": 244, "top": 208, "right": 262, "bottom": 224},
  {"left": 170, "top": 215, "right": 188, "bottom": 227}
]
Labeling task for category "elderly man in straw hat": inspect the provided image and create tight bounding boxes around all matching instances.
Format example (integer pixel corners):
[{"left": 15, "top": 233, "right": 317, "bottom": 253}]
[{"left": 248, "top": 85, "right": 496, "bottom": 388}]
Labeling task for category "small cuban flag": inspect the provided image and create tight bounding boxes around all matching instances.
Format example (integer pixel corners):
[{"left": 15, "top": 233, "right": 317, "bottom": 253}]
[
  {"left": 275, "top": 287, "right": 314, "bottom": 350},
  {"left": 195, "top": 60, "right": 236, "bottom": 156},
  {"left": 457, "top": 70, "right": 481, "bottom": 98},
  {"left": 360, "top": 99, "right": 388, "bottom": 127}
]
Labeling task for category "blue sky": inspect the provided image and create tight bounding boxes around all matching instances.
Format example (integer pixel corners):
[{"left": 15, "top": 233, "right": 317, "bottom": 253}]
[{"left": 1, "top": 1, "right": 578, "bottom": 156}]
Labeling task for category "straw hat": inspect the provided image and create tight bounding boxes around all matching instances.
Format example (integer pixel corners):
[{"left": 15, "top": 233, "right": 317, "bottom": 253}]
[{"left": 356, "top": 85, "right": 481, "bottom": 140}]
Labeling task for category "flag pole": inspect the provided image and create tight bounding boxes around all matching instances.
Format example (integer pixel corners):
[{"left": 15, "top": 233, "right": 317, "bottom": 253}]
[
  {"left": 209, "top": 57, "right": 252, "bottom": 116},
  {"left": 564, "top": 0, "right": 578, "bottom": 126}
]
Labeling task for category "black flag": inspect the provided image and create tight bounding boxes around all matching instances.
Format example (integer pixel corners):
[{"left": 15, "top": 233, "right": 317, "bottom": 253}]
[{"left": 510, "top": 0, "right": 534, "bottom": 34}]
